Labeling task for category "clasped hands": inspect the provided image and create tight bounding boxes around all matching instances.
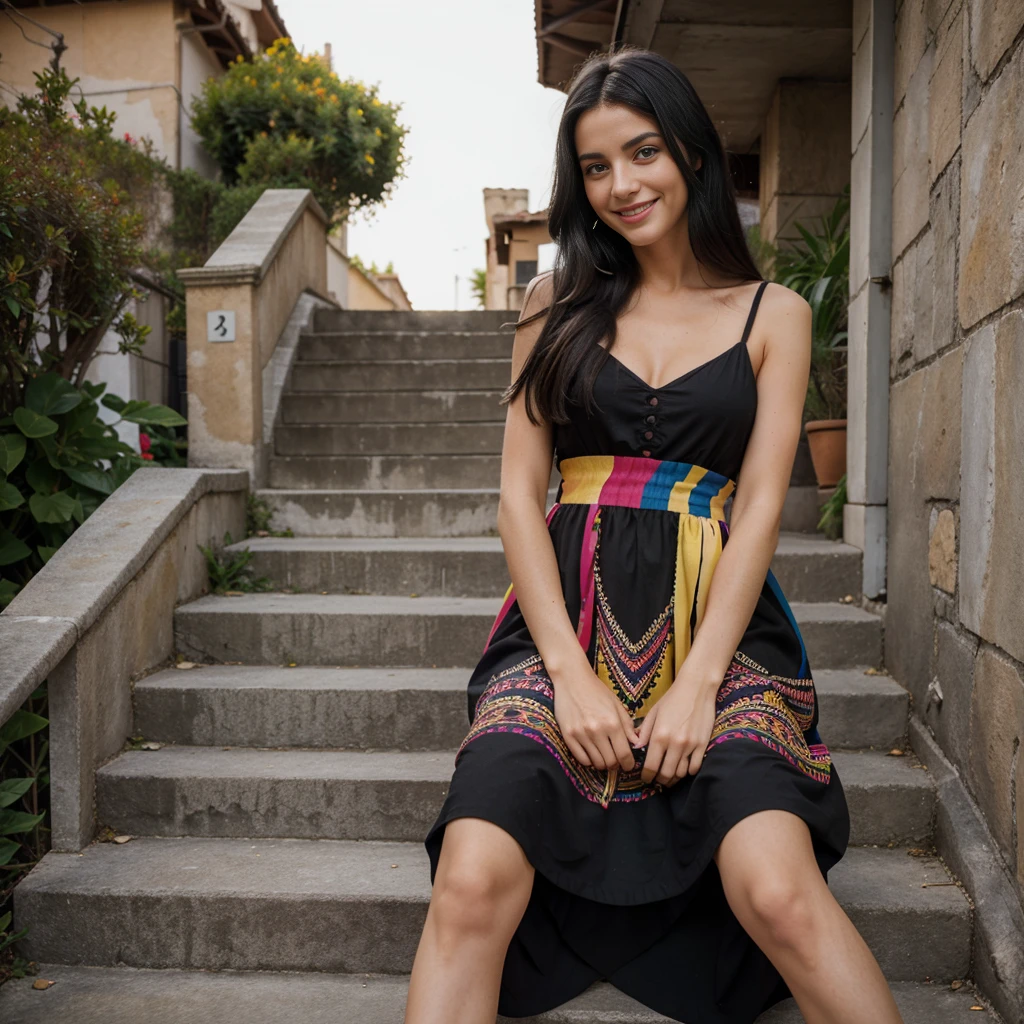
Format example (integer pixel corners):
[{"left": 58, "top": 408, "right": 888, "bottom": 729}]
[{"left": 552, "top": 660, "right": 720, "bottom": 787}]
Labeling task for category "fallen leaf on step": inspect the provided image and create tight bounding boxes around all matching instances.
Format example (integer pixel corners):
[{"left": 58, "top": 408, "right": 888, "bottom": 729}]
[
  {"left": 863, "top": 667, "right": 880, "bottom": 675},
  {"left": 970, "top": 1007, "right": 984, "bottom": 1011},
  {"left": 32, "top": 979, "right": 55, "bottom": 990},
  {"left": 175, "top": 661, "right": 198, "bottom": 670},
  {"left": 224, "top": 590, "right": 246, "bottom": 597},
  {"left": 950, "top": 980, "right": 963, "bottom": 990},
  {"left": 391, "top": 864, "right": 398, "bottom": 868},
  {"left": 113, "top": 835, "right": 133, "bottom": 844},
  {"left": 288, "top": 662, "right": 297, "bottom": 667},
  {"left": 887, "top": 748, "right": 905, "bottom": 756},
  {"left": 140, "top": 741, "right": 163, "bottom": 751}
]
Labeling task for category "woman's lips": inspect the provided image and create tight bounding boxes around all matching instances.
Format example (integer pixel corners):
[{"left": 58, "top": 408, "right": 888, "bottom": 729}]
[{"left": 613, "top": 198, "right": 658, "bottom": 223}]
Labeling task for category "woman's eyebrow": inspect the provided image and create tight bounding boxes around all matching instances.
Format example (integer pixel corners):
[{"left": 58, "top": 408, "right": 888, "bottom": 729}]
[{"left": 578, "top": 131, "right": 662, "bottom": 162}]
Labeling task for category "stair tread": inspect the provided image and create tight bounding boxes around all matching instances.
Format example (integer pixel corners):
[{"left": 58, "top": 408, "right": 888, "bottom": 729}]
[
  {"left": 175, "top": 592, "right": 880, "bottom": 623},
  {"left": 136, "top": 663, "right": 905, "bottom": 697},
  {"left": 17, "top": 838, "right": 966, "bottom": 917},
  {"left": 96, "top": 746, "right": 933, "bottom": 791},
  {"left": 225, "top": 532, "right": 862, "bottom": 556},
  {"left": 0, "top": 968, "right": 1000, "bottom": 1023}
]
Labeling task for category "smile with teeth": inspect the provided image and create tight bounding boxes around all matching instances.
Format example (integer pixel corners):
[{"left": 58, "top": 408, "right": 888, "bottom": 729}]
[{"left": 615, "top": 199, "right": 656, "bottom": 218}]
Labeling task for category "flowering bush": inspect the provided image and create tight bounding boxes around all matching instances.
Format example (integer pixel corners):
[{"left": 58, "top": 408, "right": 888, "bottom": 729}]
[{"left": 190, "top": 38, "right": 408, "bottom": 224}]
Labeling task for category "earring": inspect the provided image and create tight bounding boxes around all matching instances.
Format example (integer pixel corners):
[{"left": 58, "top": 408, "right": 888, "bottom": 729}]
[
  {"left": 592, "top": 218, "right": 599, "bottom": 229},
  {"left": 590, "top": 215, "right": 614, "bottom": 274}
]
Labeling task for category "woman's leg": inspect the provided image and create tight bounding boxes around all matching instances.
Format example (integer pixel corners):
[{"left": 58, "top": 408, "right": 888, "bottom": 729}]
[
  {"left": 714, "top": 808, "right": 904, "bottom": 1024},
  {"left": 405, "top": 816, "right": 535, "bottom": 1024}
]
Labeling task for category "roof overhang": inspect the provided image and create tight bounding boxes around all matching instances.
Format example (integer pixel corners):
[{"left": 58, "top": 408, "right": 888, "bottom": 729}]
[{"left": 535, "top": 1, "right": 852, "bottom": 151}]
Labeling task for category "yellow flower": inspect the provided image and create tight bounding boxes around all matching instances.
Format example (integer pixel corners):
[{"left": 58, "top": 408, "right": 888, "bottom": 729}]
[
  {"left": 313, "top": 77, "right": 321, "bottom": 87},
  {"left": 329, "top": 94, "right": 339, "bottom": 103},
  {"left": 330, "top": 71, "right": 338, "bottom": 80},
  {"left": 374, "top": 127, "right": 382, "bottom": 136},
  {"left": 268, "top": 118, "right": 276, "bottom": 127},
  {"left": 271, "top": 81, "right": 280, "bottom": 89},
  {"left": 365, "top": 153, "right": 375, "bottom": 164},
  {"left": 371, "top": 97, "right": 381, "bottom": 107},
  {"left": 315, "top": 87, "right": 326, "bottom": 98},
  {"left": 356, "top": 108, "right": 363, "bottom": 116}
]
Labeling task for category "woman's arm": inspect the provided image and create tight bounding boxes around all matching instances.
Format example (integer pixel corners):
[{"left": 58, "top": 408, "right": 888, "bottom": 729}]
[
  {"left": 638, "top": 282, "right": 813, "bottom": 785},
  {"left": 497, "top": 272, "right": 638, "bottom": 772}
]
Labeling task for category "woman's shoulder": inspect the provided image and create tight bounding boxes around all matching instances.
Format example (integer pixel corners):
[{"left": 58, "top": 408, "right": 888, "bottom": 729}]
[{"left": 519, "top": 270, "right": 555, "bottom": 321}]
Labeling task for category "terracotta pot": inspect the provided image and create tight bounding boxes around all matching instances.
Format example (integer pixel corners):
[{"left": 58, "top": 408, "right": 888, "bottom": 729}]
[{"left": 803, "top": 419, "right": 847, "bottom": 488}]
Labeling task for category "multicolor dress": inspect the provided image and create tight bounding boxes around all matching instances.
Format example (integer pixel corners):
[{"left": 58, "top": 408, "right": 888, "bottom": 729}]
[{"left": 424, "top": 279, "right": 851, "bottom": 1023}]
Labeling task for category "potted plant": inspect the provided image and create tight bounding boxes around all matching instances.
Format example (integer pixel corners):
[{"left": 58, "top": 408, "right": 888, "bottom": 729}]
[{"left": 757, "top": 188, "right": 850, "bottom": 488}]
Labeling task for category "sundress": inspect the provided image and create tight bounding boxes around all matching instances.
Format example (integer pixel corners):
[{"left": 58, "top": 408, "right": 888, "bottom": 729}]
[{"left": 423, "top": 279, "right": 851, "bottom": 1023}]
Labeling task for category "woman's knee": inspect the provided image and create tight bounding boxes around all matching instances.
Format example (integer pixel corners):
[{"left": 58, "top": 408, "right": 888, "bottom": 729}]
[
  {"left": 735, "top": 874, "right": 819, "bottom": 953},
  {"left": 430, "top": 819, "right": 534, "bottom": 939}
]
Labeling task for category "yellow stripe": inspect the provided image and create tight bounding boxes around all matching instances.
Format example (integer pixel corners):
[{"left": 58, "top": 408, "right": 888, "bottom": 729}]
[
  {"left": 559, "top": 455, "right": 614, "bottom": 503},
  {"left": 671, "top": 515, "right": 726, "bottom": 678}
]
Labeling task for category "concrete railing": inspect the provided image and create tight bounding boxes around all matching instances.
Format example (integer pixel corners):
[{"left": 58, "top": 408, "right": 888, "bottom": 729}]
[
  {"left": 178, "top": 188, "right": 336, "bottom": 488},
  {"left": 0, "top": 468, "right": 247, "bottom": 851}
]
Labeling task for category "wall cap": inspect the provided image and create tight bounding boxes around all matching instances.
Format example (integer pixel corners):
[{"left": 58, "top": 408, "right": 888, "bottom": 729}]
[{"left": 178, "top": 188, "right": 327, "bottom": 289}]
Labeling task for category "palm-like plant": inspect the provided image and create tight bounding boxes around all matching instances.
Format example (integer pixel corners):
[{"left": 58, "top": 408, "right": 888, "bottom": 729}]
[{"left": 762, "top": 186, "right": 850, "bottom": 422}]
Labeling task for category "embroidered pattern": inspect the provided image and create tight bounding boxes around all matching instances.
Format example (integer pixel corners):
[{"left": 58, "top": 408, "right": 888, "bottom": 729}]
[
  {"left": 459, "top": 652, "right": 663, "bottom": 808},
  {"left": 593, "top": 542, "right": 675, "bottom": 717},
  {"left": 707, "top": 650, "right": 832, "bottom": 783}
]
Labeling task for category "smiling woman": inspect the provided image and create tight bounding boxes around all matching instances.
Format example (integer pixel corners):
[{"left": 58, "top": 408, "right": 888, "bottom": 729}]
[{"left": 405, "top": 46, "right": 903, "bottom": 1024}]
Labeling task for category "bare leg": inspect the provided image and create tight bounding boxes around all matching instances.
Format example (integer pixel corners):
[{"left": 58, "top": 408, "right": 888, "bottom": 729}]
[
  {"left": 405, "top": 817, "right": 535, "bottom": 1024},
  {"left": 714, "top": 808, "right": 904, "bottom": 1024}
]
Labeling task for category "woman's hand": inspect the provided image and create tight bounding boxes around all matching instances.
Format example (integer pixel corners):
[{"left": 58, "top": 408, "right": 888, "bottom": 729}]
[
  {"left": 551, "top": 660, "right": 639, "bottom": 772},
  {"left": 635, "top": 670, "right": 721, "bottom": 786}
]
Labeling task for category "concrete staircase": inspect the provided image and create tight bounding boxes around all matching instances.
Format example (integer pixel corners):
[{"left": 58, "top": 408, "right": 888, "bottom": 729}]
[{"left": 3, "top": 310, "right": 1000, "bottom": 1023}]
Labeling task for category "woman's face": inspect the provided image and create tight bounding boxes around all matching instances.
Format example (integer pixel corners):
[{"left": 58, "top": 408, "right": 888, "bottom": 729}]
[{"left": 574, "top": 102, "right": 699, "bottom": 245}]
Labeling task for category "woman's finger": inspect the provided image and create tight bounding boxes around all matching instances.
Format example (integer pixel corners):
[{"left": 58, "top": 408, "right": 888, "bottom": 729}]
[
  {"left": 635, "top": 705, "right": 658, "bottom": 748},
  {"left": 609, "top": 725, "right": 636, "bottom": 772},
  {"left": 565, "top": 734, "right": 593, "bottom": 766}
]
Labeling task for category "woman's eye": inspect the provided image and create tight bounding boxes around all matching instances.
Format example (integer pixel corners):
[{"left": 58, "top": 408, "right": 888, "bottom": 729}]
[
  {"left": 585, "top": 163, "right": 607, "bottom": 175},
  {"left": 637, "top": 146, "right": 658, "bottom": 159}
]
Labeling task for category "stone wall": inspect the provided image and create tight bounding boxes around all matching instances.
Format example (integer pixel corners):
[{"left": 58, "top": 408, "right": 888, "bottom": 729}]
[{"left": 887, "top": 0, "right": 1024, "bottom": 903}]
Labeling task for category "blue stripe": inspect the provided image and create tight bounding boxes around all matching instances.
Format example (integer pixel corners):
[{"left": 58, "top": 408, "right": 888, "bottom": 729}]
[
  {"left": 688, "top": 469, "right": 727, "bottom": 518},
  {"left": 639, "top": 460, "right": 692, "bottom": 509},
  {"left": 765, "top": 568, "right": 808, "bottom": 678}
]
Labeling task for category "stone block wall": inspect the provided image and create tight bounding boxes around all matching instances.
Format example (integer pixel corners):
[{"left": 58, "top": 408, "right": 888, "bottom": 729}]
[{"left": 887, "top": 0, "right": 1024, "bottom": 901}]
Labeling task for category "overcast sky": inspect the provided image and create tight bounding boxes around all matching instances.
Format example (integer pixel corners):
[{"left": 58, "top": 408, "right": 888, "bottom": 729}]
[{"left": 279, "top": 0, "right": 567, "bottom": 310}]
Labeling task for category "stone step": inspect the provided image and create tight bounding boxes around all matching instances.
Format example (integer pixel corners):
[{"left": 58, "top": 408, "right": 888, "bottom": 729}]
[
  {"left": 312, "top": 307, "right": 517, "bottom": 333},
  {"left": 173, "top": 594, "right": 882, "bottom": 670},
  {"left": 266, "top": 454, "right": 509, "bottom": 490},
  {"left": 230, "top": 534, "right": 863, "bottom": 603},
  {"left": 280, "top": 388, "right": 506, "bottom": 424},
  {"left": 273, "top": 421, "right": 507, "bottom": 456},
  {"left": 95, "top": 747, "right": 933, "bottom": 846},
  {"left": 255, "top": 487, "right": 512, "bottom": 536},
  {"left": 297, "top": 330, "right": 514, "bottom": 362},
  {"left": 13, "top": 839, "right": 971, "bottom": 981},
  {"left": 133, "top": 665, "right": 909, "bottom": 753},
  {"left": 0, "top": 968, "right": 1000, "bottom": 1024},
  {"left": 290, "top": 358, "right": 512, "bottom": 392}
]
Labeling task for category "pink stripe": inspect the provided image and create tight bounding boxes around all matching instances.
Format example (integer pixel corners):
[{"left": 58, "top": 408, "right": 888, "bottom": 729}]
[
  {"left": 482, "top": 502, "right": 562, "bottom": 654},
  {"left": 576, "top": 503, "right": 601, "bottom": 652},
  {"left": 597, "top": 455, "right": 658, "bottom": 507}
]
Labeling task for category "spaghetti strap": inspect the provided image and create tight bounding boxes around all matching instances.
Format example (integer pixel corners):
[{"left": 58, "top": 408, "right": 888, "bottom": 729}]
[{"left": 739, "top": 279, "right": 770, "bottom": 346}]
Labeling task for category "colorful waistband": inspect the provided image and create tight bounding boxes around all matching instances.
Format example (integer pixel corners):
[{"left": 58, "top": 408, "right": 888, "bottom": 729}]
[{"left": 557, "top": 455, "right": 735, "bottom": 519}]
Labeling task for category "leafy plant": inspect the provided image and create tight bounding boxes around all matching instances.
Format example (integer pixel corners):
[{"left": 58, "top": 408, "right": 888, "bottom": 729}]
[
  {"left": 764, "top": 186, "right": 850, "bottom": 422},
  {"left": 200, "top": 531, "right": 275, "bottom": 594},
  {"left": 246, "top": 493, "right": 293, "bottom": 538},
  {"left": 0, "top": 372, "right": 186, "bottom": 607},
  {"left": 0, "top": 65, "right": 164, "bottom": 413},
  {"left": 817, "top": 472, "right": 847, "bottom": 540},
  {"left": 470, "top": 268, "right": 487, "bottom": 309},
  {"left": 190, "top": 38, "right": 408, "bottom": 227},
  {"left": 0, "top": 685, "right": 49, "bottom": 983}
]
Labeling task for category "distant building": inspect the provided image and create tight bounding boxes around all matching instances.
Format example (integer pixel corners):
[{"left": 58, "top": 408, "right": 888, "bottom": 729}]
[{"left": 483, "top": 189, "right": 553, "bottom": 310}]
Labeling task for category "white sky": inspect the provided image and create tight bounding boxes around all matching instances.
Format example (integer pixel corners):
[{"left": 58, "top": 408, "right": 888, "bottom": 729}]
[{"left": 279, "top": 0, "right": 567, "bottom": 310}]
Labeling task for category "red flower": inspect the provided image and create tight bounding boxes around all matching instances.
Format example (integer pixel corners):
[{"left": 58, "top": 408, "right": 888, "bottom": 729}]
[
  {"left": 141, "top": 452, "right": 155, "bottom": 460},
  {"left": 139, "top": 432, "right": 151, "bottom": 451}
]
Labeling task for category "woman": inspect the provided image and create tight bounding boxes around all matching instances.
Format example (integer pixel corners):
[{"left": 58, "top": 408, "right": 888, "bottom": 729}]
[{"left": 406, "top": 47, "right": 903, "bottom": 1024}]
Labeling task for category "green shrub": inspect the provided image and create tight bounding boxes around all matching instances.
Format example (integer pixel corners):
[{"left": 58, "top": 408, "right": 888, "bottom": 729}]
[
  {"left": 0, "top": 372, "right": 186, "bottom": 607},
  {"left": 190, "top": 37, "right": 408, "bottom": 225}
]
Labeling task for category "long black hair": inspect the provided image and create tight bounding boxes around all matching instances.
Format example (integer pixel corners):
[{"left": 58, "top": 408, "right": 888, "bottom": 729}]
[{"left": 502, "top": 45, "right": 764, "bottom": 426}]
